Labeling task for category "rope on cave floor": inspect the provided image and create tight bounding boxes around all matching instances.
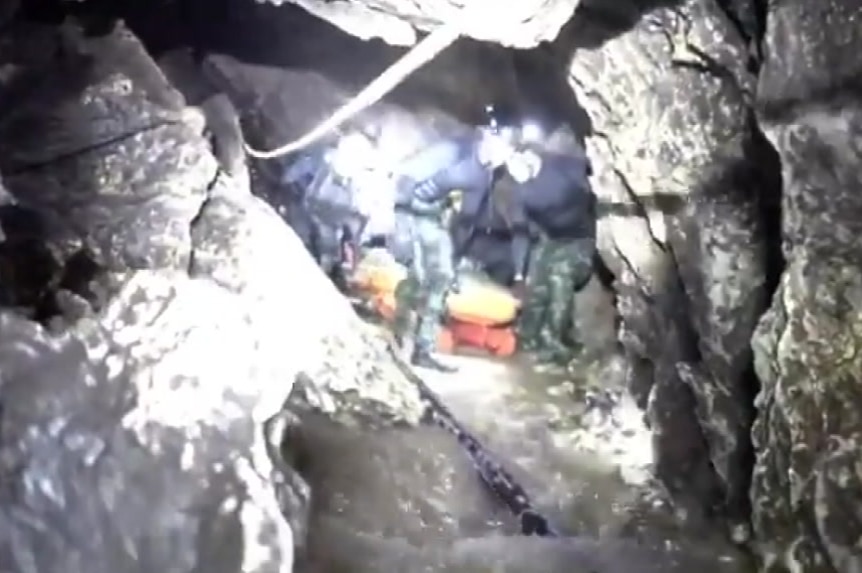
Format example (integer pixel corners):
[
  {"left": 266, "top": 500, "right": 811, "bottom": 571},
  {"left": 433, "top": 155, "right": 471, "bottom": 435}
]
[{"left": 381, "top": 332, "right": 560, "bottom": 537}]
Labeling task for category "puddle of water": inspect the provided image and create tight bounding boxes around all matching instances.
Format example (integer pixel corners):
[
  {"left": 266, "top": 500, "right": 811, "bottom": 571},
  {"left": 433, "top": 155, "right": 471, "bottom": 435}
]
[{"left": 293, "top": 347, "right": 754, "bottom": 573}]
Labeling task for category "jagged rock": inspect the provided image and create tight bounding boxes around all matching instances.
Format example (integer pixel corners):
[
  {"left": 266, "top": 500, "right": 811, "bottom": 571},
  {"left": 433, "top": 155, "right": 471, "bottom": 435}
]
[
  {"left": 0, "top": 16, "right": 434, "bottom": 573},
  {"left": 563, "top": 0, "right": 773, "bottom": 533},
  {"left": 185, "top": 4, "right": 523, "bottom": 121},
  {"left": 0, "top": 23, "right": 213, "bottom": 271},
  {"left": 0, "top": 281, "right": 297, "bottom": 573},
  {"left": 189, "top": 175, "right": 426, "bottom": 426},
  {"left": 198, "top": 93, "right": 251, "bottom": 186},
  {"left": 0, "top": 18, "right": 426, "bottom": 422},
  {"left": 750, "top": 1, "right": 862, "bottom": 571},
  {"left": 5, "top": 1, "right": 860, "bottom": 571},
  {"left": 255, "top": 0, "right": 580, "bottom": 48},
  {"left": 200, "top": 51, "right": 470, "bottom": 161}
]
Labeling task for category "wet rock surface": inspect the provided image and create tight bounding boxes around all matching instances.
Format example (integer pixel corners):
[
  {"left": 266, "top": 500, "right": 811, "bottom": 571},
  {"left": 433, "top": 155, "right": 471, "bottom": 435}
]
[
  {"left": 292, "top": 352, "right": 752, "bottom": 572},
  {"left": 0, "top": 280, "right": 296, "bottom": 573},
  {"left": 254, "top": 0, "right": 580, "bottom": 48},
  {"left": 1, "top": 0, "right": 861, "bottom": 571},
  {"left": 750, "top": 1, "right": 862, "bottom": 571},
  {"left": 560, "top": 0, "right": 774, "bottom": 537},
  {"left": 0, "top": 18, "right": 426, "bottom": 573}
]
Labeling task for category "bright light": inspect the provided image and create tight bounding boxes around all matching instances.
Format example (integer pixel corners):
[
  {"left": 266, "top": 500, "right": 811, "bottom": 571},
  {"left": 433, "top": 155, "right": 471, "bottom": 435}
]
[
  {"left": 479, "top": 129, "right": 518, "bottom": 165},
  {"left": 521, "top": 121, "right": 543, "bottom": 143},
  {"left": 507, "top": 150, "right": 542, "bottom": 183},
  {"left": 330, "top": 131, "right": 375, "bottom": 178}
]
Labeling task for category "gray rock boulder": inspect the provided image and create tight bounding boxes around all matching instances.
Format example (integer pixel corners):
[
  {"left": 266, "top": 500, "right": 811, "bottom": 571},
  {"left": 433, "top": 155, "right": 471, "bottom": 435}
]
[
  {"left": 0, "top": 18, "right": 429, "bottom": 573},
  {"left": 0, "top": 280, "right": 296, "bottom": 573},
  {"left": 563, "top": 0, "right": 773, "bottom": 534},
  {"left": 0, "top": 23, "right": 212, "bottom": 271},
  {"left": 751, "top": 1, "right": 862, "bottom": 571}
]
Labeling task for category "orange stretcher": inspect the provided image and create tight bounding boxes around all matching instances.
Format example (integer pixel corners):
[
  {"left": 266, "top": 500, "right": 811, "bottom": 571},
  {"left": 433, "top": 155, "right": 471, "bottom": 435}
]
[{"left": 351, "top": 254, "right": 520, "bottom": 356}]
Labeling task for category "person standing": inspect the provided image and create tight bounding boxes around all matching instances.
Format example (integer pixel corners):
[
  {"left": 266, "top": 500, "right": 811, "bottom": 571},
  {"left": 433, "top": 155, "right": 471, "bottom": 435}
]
[
  {"left": 390, "top": 123, "right": 521, "bottom": 372},
  {"left": 508, "top": 144, "right": 597, "bottom": 363}
]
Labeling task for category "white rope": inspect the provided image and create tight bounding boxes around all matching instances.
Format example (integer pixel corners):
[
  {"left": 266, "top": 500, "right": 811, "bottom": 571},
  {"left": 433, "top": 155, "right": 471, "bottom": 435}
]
[{"left": 243, "top": 0, "right": 497, "bottom": 159}]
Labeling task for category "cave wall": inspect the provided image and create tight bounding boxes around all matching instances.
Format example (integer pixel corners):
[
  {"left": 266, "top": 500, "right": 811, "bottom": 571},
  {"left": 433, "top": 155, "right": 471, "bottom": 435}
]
[
  {"left": 255, "top": 0, "right": 581, "bottom": 48},
  {"left": 0, "top": 18, "right": 431, "bottom": 572},
  {"left": 4, "top": 0, "right": 862, "bottom": 570},
  {"left": 202, "top": 0, "right": 862, "bottom": 567},
  {"left": 560, "top": 0, "right": 772, "bottom": 536},
  {"left": 125, "top": 0, "right": 524, "bottom": 129},
  {"left": 146, "top": 1, "right": 862, "bottom": 567},
  {"left": 551, "top": 0, "right": 862, "bottom": 570},
  {"left": 750, "top": 2, "right": 862, "bottom": 572}
]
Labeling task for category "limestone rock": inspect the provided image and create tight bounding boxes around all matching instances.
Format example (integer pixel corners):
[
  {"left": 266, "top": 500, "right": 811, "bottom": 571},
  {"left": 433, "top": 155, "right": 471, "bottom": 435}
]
[
  {"left": 189, "top": 175, "right": 426, "bottom": 426},
  {"left": 563, "top": 0, "right": 773, "bottom": 530},
  {"left": 751, "top": 1, "right": 862, "bottom": 571},
  {"left": 256, "top": 0, "right": 580, "bottom": 48},
  {"left": 0, "top": 17, "right": 432, "bottom": 573},
  {"left": 571, "top": 274, "right": 617, "bottom": 360},
  {"left": 0, "top": 23, "right": 213, "bottom": 271},
  {"left": 0, "top": 303, "right": 295, "bottom": 573},
  {"left": 200, "top": 51, "right": 470, "bottom": 163}
]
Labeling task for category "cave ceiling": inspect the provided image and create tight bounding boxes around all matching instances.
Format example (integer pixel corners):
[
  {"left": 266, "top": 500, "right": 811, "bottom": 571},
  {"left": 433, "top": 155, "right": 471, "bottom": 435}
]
[{"left": 255, "top": 0, "right": 581, "bottom": 47}]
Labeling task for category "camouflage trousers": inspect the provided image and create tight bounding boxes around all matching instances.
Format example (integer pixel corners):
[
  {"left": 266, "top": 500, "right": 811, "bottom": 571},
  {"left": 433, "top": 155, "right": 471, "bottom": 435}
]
[
  {"left": 392, "top": 212, "right": 455, "bottom": 350},
  {"left": 517, "top": 237, "right": 595, "bottom": 356}
]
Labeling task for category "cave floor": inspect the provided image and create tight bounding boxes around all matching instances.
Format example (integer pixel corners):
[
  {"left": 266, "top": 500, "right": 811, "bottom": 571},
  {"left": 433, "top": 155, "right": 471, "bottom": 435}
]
[{"left": 295, "top": 330, "right": 753, "bottom": 572}]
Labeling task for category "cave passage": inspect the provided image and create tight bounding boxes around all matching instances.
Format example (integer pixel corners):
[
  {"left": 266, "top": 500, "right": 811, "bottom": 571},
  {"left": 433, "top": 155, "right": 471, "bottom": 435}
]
[
  {"left": 4, "top": 0, "right": 832, "bottom": 571},
  {"left": 109, "top": 0, "right": 695, "bottom": 558}
]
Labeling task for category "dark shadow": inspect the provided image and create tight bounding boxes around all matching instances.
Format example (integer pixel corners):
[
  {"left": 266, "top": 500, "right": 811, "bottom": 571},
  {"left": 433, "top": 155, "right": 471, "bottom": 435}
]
[
  {"left": 595, "top": 193, "right": 687, "bottom": 221},
  {"left": 512, "top": 47, "right": 593, "bottom": 139},
  {"left": 16, "top": 0, "right": 523, "bottom": 126},
  {"left": 128, "top": 0, "right": 404, "bottom": 81},
  {"left": 555, "top": 0, "right": 686, "bottom": 52},
  {"left": 748, "top": 116, "right": 783, "bottom": 311},
  {"left": 655, "top": 117, "right": 783, "bottom": 529},
  {"left": 120, "top": 0, "right": 521, "bottom": 126},
  {"left": 592, "top": 249, "right": 615, "bottom": 289},
  {"left": 0, "top": 206, "right": 68, "bottom": 322},
  {"left": 0, "top": 21, "right": 176, "bottom": 322}
]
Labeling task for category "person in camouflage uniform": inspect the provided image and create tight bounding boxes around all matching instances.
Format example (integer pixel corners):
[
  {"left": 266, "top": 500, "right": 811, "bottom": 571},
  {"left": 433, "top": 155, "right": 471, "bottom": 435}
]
[
  {"left": 390, "top": 125, "right": 519, "bottom": 372},
  {"left": 518, "top": 236, "right": 595, "bottom": 361},
  {"left": 391, "top": 212, "right": 454, "bottom": 357},
  {"left": 505, "top": 144, "right": 597, "bottom": 363}
]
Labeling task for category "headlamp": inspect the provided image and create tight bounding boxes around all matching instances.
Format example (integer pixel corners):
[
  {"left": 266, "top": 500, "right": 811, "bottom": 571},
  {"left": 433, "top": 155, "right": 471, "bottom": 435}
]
[
  {"left": 521, "top": 121, "right": 543, "bottom": 144},
  {"left": 329, "top": 131, "right": 375, "bottom": 178}
]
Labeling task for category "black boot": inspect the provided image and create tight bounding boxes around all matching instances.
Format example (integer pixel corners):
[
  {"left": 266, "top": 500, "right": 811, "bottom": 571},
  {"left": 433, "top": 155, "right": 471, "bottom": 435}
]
[{"left": 410, "top": 346, "right": 457, "bottom": 373}]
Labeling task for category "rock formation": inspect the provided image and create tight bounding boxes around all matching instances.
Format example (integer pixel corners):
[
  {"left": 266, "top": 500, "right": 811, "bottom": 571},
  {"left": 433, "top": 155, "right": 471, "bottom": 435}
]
[
  {"left": 238, "top": 0, "right": 862, "bottom": 570},
  {"left": 0, "top": 19, "right": 426, "bottom": 573},
  {"left": 751, "top": 2, "right": 862, "bottom": 571},
  {"left": 2, "top": 0, "right": 862, "bottom": 572},
  {"left": 254, "top": 0, "right": 580, "bottom": 47},
  {"left": 563, "top": 0, "right": 773, "bottom": 538},
  {"left": 560, "top": 1, "right": 862, "bottom": 569}
]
